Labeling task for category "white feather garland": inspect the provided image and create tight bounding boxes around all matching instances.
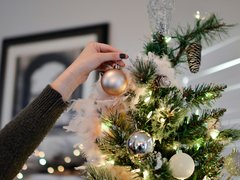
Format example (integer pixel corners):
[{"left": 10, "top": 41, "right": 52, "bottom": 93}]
[
  {"left": 137, "top": 52, "right": 182, "bottom": 90},
  {"left": 65, "top": 54, "right": 181, "bottom": 165}
]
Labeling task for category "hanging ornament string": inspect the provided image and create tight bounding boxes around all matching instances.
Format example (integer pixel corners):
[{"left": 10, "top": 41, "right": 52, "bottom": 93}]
[{"left": 147, "top": 0, "right": 175, "bottom": 35}]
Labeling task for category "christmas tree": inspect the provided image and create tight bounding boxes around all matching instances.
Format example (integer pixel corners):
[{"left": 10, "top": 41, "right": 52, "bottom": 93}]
[{"left": 65, "top": 1, "right": 240, "bottom": 179}]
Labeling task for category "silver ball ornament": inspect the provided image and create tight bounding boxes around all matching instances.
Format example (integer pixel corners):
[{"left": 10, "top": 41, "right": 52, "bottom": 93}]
[
  {"left": 101, "top": 69, "right": 128, "bottom": 96},
  {"left": 127, "top": 131, "right": 154, "bottom": 155}
]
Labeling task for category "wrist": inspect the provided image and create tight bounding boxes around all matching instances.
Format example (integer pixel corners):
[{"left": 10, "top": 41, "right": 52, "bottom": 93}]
[{"left": 51, "top": 66, "right": 87, "bottom": 101}]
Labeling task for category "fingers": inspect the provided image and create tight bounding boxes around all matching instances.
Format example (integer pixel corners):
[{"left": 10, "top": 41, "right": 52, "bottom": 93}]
[
  {"left": 115, "top": 60, "right": 125, "bottom": 67},
  {"left": 95, "top": 42, "right": 120, "bottom": 52},
  {"left": 97, "top": 60, "right": 125, "bottom": 71},
  {"left": 97, "top": 52, "right": 128, "bottom": 63},
  {"left": 97, "top": 63, "right": 114, "bottom": 72}
]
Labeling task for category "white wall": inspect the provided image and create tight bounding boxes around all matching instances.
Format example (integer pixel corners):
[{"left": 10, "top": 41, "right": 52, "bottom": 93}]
[
  {"left": 0, "top": 0, "right": 240, "bottom": 135},
  {"left": 0, "top": 0, "right": 151, "bottom": 58},
  {"left": 0, "top": 0, "right": 239, "bottom": 56}
]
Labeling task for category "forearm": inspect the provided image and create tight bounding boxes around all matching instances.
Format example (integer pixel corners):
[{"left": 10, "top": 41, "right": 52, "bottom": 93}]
[
  {"left": 0, "top": 85, "right": 68, "bottom": 180},
  {"left": 51, "top": 62, "right": 87, "bottom": 101}
]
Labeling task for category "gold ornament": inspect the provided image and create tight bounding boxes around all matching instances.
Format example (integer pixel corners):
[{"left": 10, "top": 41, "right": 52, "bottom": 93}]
[{"left": 101, "top": 69, "right": 128, "bottom": 96}]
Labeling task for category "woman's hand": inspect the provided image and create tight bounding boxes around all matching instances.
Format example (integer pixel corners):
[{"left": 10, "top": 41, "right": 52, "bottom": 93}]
[{"left": 51, "top": 42, "right": 128, "bottom": 101}]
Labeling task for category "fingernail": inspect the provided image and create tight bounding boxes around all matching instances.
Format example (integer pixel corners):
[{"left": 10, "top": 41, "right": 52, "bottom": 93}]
[
  {"left": 119, "top": 53, "right": 128, "bottom": 59},
  {"left": 99, "top": 71, "right": 104, "bottom": 76}
]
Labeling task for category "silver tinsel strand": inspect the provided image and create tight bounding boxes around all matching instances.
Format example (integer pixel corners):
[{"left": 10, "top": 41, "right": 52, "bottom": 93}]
[{"left": 147, "top": 0, "right": 175, "bottom": 35}]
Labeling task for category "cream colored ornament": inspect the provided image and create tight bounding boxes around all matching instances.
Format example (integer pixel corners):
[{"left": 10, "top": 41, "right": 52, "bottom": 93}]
[
  {"left": 101, "top": 69, "right": 128, "bottom": 96},
  {"left": 169, "top": 152, "right": 195, "bottom": 180}
]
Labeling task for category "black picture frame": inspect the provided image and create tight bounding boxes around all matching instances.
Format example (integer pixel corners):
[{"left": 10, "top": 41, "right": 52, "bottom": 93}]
[{"left": 0, "top": 23, "right": 109, "bottom": 128}]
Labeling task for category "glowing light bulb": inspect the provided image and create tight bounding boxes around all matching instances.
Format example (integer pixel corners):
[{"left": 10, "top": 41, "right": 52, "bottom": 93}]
[
  {"left": 144, "top": 96, "right": 151, "bottom": 103},
  {"left": 17, "top": 173, "right": 23, "bottom": 179},
  {"left": 78, "top": 144, "right": 84, "bottom": 149},
  {"left": 101, "top": 123, "right": 109, "bottom": 132},
  {"left": 195, "top": 109, "right": 200, "bottom": 115},
  {"left": 195, "top": 11, "right": 201, "bottom": 19},
  {"left": 143, "top": 170, "right": 149, "bottom": 179},
  {"left": 64, "top": 156, "right": 71, "bottom": 163},
  {"left": 210, "top": 129, "right": 220, "bottom": 139},
  {"left": 107, "top": 160, "right": 115, "bottom": 165},
  {"left": 39, "top": 158, "right": 47, "bottom": 165},
  {"left": 73, "top": 149, "right": 80, "bottom": 156},
  {"left": 147, "top": 111, "right": 153, "bottom": 119},
  {"left": 22, "top": 164, "right": 27, "bottom": 170},
  {"left": 39, "top": 151, "right": 45, "bottom": 158},
  {"left": 47, "top": 167, "right": 54, "bottom": 174},
  {"left": 58, "top": 165, "right": 65, "bottom": 172},
  {"left": 205, "top": 92, "right": 213, "bottom": 98},
  {"left": 160, "top": 118, "right": 166, "bottom": 123},
  {"left": 173, "top": 142, "right": 180, "bottom": 150},
  {"left": 164, "top": 36, "right": 172, "bottom": 43}
]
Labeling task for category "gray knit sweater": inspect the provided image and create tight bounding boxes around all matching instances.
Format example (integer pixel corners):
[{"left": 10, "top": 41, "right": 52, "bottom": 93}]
[{"left": 0, "top": 85, "right": 68, "bottom": 180}]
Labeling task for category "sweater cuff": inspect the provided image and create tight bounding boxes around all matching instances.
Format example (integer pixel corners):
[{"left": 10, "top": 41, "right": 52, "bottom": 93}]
[{"left": 30, "top": 85, "right": 69, "bottom": 114}]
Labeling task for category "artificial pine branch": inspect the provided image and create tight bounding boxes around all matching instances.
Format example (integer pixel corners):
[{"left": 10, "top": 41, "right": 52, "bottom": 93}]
[
  {"left": 171, "top": 14, "right": 233, "bottom": 66},
  {"left": 154, "top": 162, "right": 173, "bottom": 180},
  {"left": 86, "top": 165, "right": 115, "bottom": 180},
  {"left": 129, "top": 57, "right": 157, "bottom": 85},
  {"left": 199, "top": 108, "right": 226, "bottom": 122},
  {"left": 183, "top": 84, "right": 227, "bottom": 108},
  {"left": 98, "top": 111, "right": 135, "bottom": 166},
  {"left": 186, "top": 140, "right": 224, "bottom": 179},
  {"left": 144, "top": 32, "right": 174, "bottom": 59},
  {"left": 186, "top": 108, "right": 226, "bottom": 128},
  {"left": 219, "top": 129, "right": 240, "bottom": 141},
  {"left": 132, "top": 87, "right": 187, "bottom": 141},
  {"left": 174, "top": 109, "right": 225, "bottom": 148},
  {"left": 151, "top": 89, "right": 187, "bottom": 141},
  {"left": 86, "top": 165, "right": 140, "bottom": 180},
  {"left": 151, "top": 106, "right": 187, "bottom": 141}
]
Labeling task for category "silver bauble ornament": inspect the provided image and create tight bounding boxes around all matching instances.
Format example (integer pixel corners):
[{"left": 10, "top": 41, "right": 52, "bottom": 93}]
[
  {"left": 169, "top": 152, "right": 195, "bottom": 179},
  {"left": 101, "top": 69, "right": 128, "bottom": 96},
  {"left": 127, "top": 131, "right": 154, "bottom": 155}
]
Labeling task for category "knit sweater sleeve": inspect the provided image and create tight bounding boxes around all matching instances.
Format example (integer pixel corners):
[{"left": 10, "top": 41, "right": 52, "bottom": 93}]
[{"left": 0, "top": 85, "right": 68, "bottom": 180}]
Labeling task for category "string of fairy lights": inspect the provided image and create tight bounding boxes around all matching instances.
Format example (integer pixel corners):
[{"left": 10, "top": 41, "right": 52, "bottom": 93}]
[
  {"left": 13, "top": 9, "right": 226, "bottom": 180},
  {"left": 16, "top": 145, "right": 83, "bottom": 179}
]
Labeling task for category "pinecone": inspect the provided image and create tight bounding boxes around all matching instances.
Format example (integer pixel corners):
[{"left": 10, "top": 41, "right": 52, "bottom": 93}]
[
  {"left": 186, "top": 42, "right": 202, "bottom": 73},
  {"left": 152, "top": 75, "right": 171, "bottom": 91}
]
